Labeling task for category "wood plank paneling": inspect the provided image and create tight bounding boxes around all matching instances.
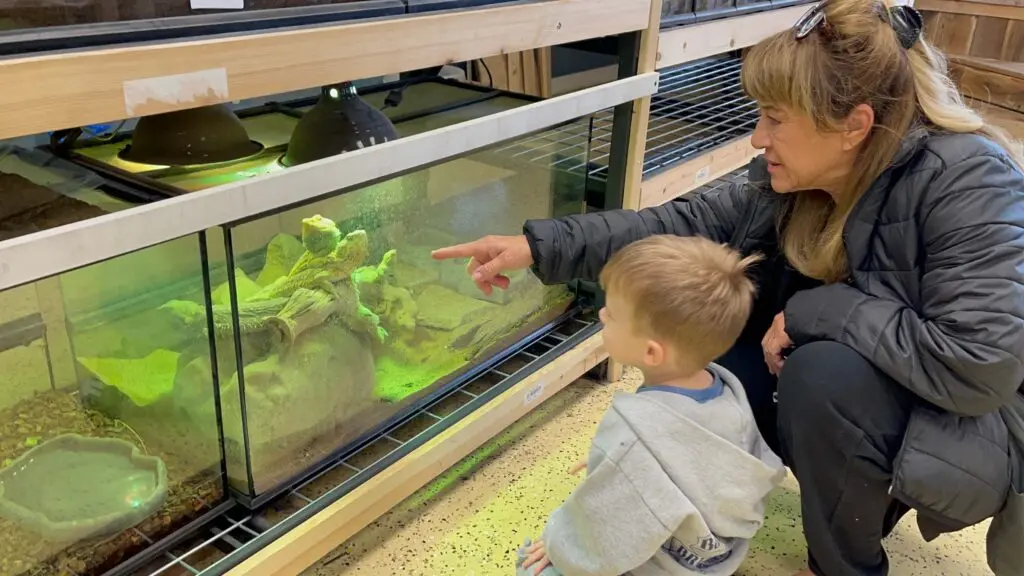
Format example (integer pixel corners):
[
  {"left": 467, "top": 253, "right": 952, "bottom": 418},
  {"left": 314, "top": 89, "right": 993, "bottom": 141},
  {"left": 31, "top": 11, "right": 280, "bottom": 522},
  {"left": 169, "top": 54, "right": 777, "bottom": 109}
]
[
  {"left": 921, "top": 1, "right": 1024, "bottom": 62},
  {"left": 971, "top": 16, "right": 1010, "bottom": 57},
  {"left": 929, "top": 12, "right": 980, "bottom": 54},
  {"left": 970, "top": 98, "right": 1024, "bottom": 140},
  {"left": 470, "top": 49, "right": 551, "bottom": 98},
  {"left": 950, "top": 56, "right": 1024, "bottom": 112},
  {"left": 918, "top": 0, "right": 1024, "bottom": 19},
  {"left": 1004, "top": 20, "right": 1024, "bottom": 59}
]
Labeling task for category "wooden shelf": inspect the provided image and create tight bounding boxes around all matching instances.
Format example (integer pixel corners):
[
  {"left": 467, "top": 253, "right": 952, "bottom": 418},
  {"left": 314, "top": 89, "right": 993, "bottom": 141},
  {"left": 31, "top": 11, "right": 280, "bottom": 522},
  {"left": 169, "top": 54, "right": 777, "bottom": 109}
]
[
  {"left": 0, "top": 0, "right": 651, "bottom": 141},
  {"left": 638, "top": 136, "right": 758, "bottom": 208},
  {"left": 225, "top": 331, "right": 608, "bottom": 576},
  {"left": 970, "top": 98, "right": 1024, "bottom": 140},
  {"left": 950, "top": 55, "right": 1024, "bottom": 113},
  {"left": 656, "top": 4, "right": 807, "bottom": 69}
]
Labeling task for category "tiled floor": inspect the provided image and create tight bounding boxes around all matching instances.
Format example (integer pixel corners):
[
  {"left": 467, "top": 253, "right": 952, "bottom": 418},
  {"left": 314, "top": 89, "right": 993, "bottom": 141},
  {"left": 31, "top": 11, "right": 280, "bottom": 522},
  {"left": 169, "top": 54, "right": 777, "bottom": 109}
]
[{"left": 305, "top": 369, "right": 991, "bottom": 576}]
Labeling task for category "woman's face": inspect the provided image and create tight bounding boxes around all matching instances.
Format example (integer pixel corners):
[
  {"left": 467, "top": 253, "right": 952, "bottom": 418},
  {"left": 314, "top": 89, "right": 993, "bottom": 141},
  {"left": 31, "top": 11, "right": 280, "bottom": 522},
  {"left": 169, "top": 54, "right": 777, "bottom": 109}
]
[{"left": 750, "top": 104, "right": 870, "bottom": 195}]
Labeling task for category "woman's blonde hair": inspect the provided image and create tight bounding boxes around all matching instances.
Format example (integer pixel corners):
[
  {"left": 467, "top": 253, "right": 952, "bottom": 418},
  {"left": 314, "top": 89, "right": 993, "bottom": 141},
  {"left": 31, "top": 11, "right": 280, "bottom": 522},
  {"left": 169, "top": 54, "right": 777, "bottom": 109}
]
[{"left": 741, "top": 0, "right": 1023, "bottom": 283}]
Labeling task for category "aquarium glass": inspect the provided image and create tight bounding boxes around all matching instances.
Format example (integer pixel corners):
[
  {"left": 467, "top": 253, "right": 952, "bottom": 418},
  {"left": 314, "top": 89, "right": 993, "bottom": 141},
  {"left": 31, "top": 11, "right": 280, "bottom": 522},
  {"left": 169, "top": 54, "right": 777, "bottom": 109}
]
[
  {"left": 215, "top": 122, "right": 592, "bottom": 496},
  {"left": 0, "top": 0, "right": 380, "bottom": 32},
  {"left": 0, "top": 145, "right": 135, "bottom": 242},
  {"left": 0, "top": 235, "right": 225, "bottom": 574}
]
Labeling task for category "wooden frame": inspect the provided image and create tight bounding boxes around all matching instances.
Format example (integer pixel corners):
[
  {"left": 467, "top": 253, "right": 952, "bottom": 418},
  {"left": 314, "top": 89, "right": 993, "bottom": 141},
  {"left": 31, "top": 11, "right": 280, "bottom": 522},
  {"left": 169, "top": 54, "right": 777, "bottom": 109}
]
[
  {"left": 949, "top": 56, "right": 1024, "bottom": 112},
  {"left": 0, "top": 73, "right": 658, "bottom": 292},
  {"left": 0, "top": 0, "right": 652, "bottom": 141},
  {"left": 469, "top": 48, "right": 554, "bottom": 97},
  {"left": 656, "top": 4, "right": 808, "bottom": 69},
  {"left": 638, "top": 136, "right": 759, "bottom": 209},
  {"left": 225, "top": 331, "right": 608, "bottom": 576},
  {"left": 603, "top": 0, "right": 664, "bottom": 382}
]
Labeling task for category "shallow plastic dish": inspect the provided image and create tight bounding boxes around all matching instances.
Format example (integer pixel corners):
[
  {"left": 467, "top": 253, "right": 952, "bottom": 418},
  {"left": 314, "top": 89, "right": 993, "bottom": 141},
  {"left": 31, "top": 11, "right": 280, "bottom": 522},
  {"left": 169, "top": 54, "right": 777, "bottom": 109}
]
[{"left": 0, "top": 433, "right": 168, "bottom": 542}]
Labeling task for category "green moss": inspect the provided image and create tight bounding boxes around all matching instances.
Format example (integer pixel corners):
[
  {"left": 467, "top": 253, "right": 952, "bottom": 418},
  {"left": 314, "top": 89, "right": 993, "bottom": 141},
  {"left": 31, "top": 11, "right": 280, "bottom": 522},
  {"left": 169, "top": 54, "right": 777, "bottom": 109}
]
[
  {"left": 372, "top": 288, "right": 572, "bottom": 404},
  {"left": 373, "top": 350, "right": 467, "bottom": 403}
]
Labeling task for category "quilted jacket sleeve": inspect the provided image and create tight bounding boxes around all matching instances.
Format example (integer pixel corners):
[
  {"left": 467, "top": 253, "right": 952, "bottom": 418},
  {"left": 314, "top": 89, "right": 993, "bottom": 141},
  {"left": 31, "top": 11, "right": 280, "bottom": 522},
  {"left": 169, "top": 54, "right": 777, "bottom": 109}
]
[
  {"left": 522, "top": 179, "right": 756, "bottom": 285},
  {"left": 785, "top": 153, "right": 1024, "bottom": 416}
]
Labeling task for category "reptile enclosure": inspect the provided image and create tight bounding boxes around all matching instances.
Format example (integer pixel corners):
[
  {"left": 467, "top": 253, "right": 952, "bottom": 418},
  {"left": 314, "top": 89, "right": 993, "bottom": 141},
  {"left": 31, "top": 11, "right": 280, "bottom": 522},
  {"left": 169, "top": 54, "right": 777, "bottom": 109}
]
[
  {"left": 0, "top": 0, "right": 658, "bottom": 574},
  {"left": 56, "top": 77, "right": 605, "bottom": 505}
]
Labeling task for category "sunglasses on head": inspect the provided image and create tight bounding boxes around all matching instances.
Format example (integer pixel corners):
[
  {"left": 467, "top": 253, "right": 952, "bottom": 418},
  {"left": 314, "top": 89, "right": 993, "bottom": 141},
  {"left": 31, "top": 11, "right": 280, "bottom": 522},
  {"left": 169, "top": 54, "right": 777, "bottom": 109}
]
[{"left": 792, "top": 1, "right": 923, "bottom": 50}]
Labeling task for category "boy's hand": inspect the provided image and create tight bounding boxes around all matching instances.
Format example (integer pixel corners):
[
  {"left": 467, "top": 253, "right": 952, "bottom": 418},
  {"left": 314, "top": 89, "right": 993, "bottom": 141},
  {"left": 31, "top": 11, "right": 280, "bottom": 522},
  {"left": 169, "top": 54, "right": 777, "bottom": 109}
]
[
  {"left": 567, "top": 459, "right": 587, "bottom": 475},
  {"left": 521, "top": 539, "right": 552, "bottom": 575}
]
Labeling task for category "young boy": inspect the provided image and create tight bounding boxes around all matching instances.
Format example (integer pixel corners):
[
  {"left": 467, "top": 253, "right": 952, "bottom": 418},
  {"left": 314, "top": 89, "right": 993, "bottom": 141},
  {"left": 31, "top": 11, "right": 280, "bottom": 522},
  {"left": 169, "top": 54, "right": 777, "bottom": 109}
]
[{"left": 515, "top": 235, "right": 786, "bottom": 576}]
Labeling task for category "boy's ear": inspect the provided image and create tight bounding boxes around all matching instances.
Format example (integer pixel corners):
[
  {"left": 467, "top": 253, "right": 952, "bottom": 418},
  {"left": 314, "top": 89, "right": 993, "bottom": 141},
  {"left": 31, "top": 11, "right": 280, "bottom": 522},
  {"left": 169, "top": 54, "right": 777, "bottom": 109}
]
[{"left": 643, "top": 340, "right": 666, "bottom": 368}]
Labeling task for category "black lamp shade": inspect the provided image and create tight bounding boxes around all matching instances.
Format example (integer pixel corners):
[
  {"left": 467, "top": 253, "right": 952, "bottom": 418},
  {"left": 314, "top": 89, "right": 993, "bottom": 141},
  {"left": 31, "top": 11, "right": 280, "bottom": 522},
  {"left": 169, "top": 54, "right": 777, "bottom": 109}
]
[
  {"left": 119, "top": 104, "right": 263, "bottom": 166},
  {"left": 281, "top": 83, "right": 400, "bottom": 168}
]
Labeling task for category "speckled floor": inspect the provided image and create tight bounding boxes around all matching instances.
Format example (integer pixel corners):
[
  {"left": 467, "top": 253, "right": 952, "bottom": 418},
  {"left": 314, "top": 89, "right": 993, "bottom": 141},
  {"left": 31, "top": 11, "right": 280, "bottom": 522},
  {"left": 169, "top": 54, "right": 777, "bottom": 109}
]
[{"left": 304, "top": 368, "right": 991, "bottom": 576}]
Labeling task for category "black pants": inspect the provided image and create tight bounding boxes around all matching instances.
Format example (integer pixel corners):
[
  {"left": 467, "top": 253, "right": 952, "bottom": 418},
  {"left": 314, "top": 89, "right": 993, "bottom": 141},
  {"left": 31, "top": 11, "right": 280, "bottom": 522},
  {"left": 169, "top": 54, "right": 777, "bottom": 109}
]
[{"left": 715, "top": 339, "right": 916, "bottom": 576}]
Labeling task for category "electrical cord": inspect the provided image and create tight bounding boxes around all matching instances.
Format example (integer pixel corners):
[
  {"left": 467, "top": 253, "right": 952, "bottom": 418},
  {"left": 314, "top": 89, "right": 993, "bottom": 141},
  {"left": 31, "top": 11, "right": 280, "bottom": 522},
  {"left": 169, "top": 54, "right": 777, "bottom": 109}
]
[
  {"left": 378, "top": 61, "right": 492, "bottom": 113},
  {"left": 478, "top": 59, "right": 494, "bottom": 87}
]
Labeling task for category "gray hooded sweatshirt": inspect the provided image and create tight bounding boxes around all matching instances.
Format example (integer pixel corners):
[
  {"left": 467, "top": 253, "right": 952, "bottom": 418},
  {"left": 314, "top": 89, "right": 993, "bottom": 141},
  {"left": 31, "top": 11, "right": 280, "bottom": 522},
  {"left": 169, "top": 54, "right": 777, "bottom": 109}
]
[{"left": 539, "top": 364, "right": 786, "bottom": 576}]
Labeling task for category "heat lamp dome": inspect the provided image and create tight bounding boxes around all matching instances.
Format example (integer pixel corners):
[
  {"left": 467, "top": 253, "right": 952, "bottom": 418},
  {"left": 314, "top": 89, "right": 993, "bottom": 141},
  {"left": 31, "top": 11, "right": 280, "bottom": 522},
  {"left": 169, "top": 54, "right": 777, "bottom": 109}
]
[
  {"left": 0, "top": 434, "right": 168, "bottom": 543},
  {"left": 119, "top": 104, "right": 264, "bottom": 167},
  {"left": 281, "top": 83, "right": 399, "bottom": 167}
]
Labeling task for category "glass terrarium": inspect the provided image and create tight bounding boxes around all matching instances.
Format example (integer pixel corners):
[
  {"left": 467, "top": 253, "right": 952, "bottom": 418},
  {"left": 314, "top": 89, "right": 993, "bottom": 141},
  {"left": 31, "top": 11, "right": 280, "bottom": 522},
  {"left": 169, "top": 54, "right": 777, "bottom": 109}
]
[
  {"left": 0, "top": 144, "right": 141, "bottom": 241},
  {"left": 188, "top": 116, "right": 595, "bottom": 501},
  {"left": 0, "top": 0, "right": 522, "bottom": 55},
  {"left": 53, "top": 77, "right": 598, "bottom": 505},
  {"left": 0, "top": 233, "right": 225, "bottom": 574}
]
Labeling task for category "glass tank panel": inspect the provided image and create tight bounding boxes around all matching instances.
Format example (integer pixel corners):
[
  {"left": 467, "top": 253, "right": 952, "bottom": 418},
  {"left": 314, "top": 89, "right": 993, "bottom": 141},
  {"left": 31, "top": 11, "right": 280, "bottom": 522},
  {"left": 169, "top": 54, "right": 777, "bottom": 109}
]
[
  {"left": 206, "top": 122, "right": 592, "bottom": 497},
  {"left": 68, "top": 80, "right": 533, "bottom": 195},
  {"left": 0, "top": 145, "right": 136, "bottom": 242},
  {"left": 0, "top": 0, "right": 396, "bottom": 33},
  {"left": 0, "top": 235, "right": 225, "bottom": 574}
]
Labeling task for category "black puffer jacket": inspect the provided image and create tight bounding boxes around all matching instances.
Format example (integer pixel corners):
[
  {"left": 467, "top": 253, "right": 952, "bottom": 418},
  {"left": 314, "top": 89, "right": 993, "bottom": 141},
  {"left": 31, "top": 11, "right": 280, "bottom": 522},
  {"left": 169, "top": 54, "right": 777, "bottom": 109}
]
[{"left": 523, "top": 128, "right": 1024, "bottom": 574}]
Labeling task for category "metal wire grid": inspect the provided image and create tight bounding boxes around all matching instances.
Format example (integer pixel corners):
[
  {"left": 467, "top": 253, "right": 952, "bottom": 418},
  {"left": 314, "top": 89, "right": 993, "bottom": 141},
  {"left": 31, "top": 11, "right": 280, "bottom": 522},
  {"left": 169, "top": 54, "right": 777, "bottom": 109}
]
[
  {"left": 123, "top": 315, "right": 599, "bottom": 576},
  {"left": 489, "top": 115, "right": 612, "bottom": 180},
  {"left": 487, "top": 55, "right": 756, "bottom": 183},
  {"left": 642, "top": 54, "right": 758, "bottom": 177}
]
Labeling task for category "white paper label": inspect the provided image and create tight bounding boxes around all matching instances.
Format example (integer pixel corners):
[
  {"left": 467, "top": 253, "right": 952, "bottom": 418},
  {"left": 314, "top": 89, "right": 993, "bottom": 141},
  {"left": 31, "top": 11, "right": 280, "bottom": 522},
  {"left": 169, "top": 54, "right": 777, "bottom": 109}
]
[
  {"left": 190, "top": 0, "right": 244, "bottom": 9},
  {"left": 695, "top": 166, "right": 711, "bottom": 184},
  {"left": 524, "top": 382, "right": 546, "bottom": 406},
  {"left": 122, "top": 68, "right": 229, "bottom": 116}
]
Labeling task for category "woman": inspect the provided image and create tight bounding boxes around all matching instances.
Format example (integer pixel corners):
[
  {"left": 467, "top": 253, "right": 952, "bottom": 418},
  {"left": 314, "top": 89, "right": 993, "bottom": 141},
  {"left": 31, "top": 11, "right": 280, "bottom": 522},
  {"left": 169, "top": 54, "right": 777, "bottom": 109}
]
[{"left": 433, "top": 1, "right": 1024, "bottom": 574}]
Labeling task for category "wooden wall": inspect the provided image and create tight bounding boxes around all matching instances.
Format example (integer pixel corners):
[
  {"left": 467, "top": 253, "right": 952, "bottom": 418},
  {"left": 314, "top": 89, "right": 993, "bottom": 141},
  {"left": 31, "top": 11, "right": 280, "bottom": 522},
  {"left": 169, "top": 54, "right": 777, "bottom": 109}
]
[
  {"left": 468, "top": 48, "right": 553, "bottom": 98},
  {"left": 918, "top": 0, "right": 1024, "bottom": 61},
  {"left": 950, "top": 57, "right": 1024, "bottom": 113}
]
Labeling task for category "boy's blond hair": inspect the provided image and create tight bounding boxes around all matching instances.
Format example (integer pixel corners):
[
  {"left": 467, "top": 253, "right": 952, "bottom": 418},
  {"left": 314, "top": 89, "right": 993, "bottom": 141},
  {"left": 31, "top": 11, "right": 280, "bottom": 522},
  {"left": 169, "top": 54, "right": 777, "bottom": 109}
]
[{"left": 599, "top": 235, "right": 761, "bottom": 368}]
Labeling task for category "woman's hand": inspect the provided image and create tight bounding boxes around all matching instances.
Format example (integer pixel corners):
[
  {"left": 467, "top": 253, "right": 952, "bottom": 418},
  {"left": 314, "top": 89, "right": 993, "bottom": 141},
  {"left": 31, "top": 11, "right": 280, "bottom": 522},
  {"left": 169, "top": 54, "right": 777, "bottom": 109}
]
[
  {"left": 762, "top": 312, "right": 793, "bottom": 376},
  {"left": 521, "top": 539, "right": 553, "bottom": 575},
  {"left": 430, "top": 235, "right": 533, "bottom": 296}
]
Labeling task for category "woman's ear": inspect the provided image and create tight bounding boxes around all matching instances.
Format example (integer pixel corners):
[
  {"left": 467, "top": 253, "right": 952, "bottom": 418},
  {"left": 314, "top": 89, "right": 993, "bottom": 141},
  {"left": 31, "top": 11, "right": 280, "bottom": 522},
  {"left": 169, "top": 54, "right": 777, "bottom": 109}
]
[{"left": 842, "top": 103, "right": 875, "bottom": 150}]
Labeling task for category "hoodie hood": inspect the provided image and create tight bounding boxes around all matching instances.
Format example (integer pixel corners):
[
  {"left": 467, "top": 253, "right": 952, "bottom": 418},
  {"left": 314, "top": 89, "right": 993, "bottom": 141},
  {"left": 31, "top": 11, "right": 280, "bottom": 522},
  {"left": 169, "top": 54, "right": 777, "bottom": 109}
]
[{"left": 608, "top": 364, "right": 786, "bottom": 537}]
